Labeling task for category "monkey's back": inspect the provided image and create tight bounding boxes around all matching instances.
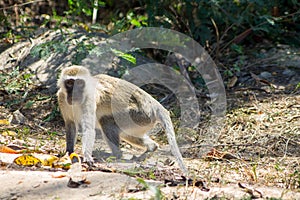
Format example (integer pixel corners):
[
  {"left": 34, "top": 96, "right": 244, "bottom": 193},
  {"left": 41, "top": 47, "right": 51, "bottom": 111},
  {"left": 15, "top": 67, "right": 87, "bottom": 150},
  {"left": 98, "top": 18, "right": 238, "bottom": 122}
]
[
  {"left": 94, "top": 74, "right": 163, "bottom": 111},
  {"left": 94, "top": 74, "right": 167, "bottom": 132}
]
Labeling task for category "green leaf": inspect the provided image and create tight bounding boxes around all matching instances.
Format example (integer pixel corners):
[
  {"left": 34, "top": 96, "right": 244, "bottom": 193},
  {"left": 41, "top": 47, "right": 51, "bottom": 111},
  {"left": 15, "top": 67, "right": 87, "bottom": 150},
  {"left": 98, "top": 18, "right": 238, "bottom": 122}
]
[
  {"left": 230, "top": 43, "right": 243, "bottom": 54},
  {"left": 266, "top": 17, "right": 275, "bottom": 25},
  {"left": 130, "top": 19, "right": 141, "bottom": 27},
  {"left": 136, "top": 177, "right": 148, "bottom": 188},
  {"left": 25, "top": 100, "right": 35, "bottom": 108},
  {"left": 111, "top": 49, "right": 136, "bottom": 64}
]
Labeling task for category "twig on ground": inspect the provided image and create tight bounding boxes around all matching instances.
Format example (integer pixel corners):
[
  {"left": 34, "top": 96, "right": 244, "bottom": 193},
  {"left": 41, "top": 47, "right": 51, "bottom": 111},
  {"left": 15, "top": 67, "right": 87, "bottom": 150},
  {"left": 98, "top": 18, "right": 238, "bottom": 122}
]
[
  {"left": 0, "top": 0, "right": 45, "bottom": 11},
  {"left": 183, "top": 143, "right": 282, "bottom": 157}
]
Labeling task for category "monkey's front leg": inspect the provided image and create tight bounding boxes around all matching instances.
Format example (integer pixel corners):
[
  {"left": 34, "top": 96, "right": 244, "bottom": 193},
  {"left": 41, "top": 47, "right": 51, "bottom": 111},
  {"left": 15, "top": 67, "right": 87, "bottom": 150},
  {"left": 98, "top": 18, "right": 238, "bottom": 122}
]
[
  {"left": 66, "top": 121, "right": 77, "bottom": 154},
  {"left": 81, "top": 104, "right": 96, "bottom": 163}
]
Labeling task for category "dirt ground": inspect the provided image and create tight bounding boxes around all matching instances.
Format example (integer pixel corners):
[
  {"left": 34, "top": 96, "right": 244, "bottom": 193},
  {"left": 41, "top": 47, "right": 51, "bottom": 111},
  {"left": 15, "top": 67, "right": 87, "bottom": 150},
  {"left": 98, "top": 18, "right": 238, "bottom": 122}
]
[{"left": 1, "top": 169, "right": 300, "bottom": 200}]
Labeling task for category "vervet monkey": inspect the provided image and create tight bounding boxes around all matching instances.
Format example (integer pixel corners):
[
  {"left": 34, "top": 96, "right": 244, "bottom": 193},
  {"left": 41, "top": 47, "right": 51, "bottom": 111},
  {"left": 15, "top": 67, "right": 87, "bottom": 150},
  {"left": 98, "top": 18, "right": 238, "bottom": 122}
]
[{"left": 57, "top": 65, "right": 187, "bottom": 174}]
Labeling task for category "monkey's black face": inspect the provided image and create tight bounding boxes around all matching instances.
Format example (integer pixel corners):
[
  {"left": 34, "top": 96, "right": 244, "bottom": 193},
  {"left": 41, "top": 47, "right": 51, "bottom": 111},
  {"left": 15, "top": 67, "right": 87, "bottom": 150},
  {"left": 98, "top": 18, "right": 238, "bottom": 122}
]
[{"left": 64, "top": 78, "right": 86, "bottom": 105}]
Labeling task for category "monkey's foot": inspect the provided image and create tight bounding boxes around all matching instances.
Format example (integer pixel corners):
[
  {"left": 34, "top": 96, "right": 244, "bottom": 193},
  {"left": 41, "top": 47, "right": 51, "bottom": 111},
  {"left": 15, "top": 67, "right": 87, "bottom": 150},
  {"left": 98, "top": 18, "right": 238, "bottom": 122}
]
[
  {"left": 131, "top": 154, "right": 145, "bottom": 162},
  {"left": 82, "top": 161, "right": 98, "bottom": 171},
  {"left": 131, "top": 152, "right": 153, "bottom": 162}
]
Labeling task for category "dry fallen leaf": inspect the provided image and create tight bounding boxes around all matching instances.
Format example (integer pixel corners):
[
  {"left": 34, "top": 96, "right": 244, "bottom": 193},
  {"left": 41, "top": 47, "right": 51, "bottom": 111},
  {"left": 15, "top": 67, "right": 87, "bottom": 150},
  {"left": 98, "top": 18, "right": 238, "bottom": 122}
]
[
  {"left": 14, "top": 154, "right": 42, "bottom": 167},
  {"left": 238, "top": 182, "right": 263, "bottom": 198},
  {"left": 70, "top": 153, "right": 81, "bottom": 164},
  {"left": 51, "top": 172, "right": 67, "bottom": 178},
  {"left": 0, "top": 119, "right": 10, "bottom": 125},
  {"left": 53, "top": 152, "right": 72, "bottom": 169},
  {"left": 33, "top": 154, "right": 59, "bottom": 166},
  {"left": 227, "top": 76, "right": 238, "bottom": 88},
  {"left": 164, "top": 176, "right": 210, "bottom": 191},
  {"left": 0, "top": 145, "right": 18, "bottom": 154},
  {"left": 204, "top": 148, "right": 238, "bottom": 161},
  {"left": 1, "top": 130, "right": 16, "bottom": 136}
]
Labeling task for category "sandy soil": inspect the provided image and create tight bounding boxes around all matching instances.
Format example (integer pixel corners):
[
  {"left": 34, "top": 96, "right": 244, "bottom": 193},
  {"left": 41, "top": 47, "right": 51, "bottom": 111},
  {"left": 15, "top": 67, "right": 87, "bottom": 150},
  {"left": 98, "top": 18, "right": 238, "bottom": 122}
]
[{"left": 1, "top": 169, "right": 300, "bottom": 200}]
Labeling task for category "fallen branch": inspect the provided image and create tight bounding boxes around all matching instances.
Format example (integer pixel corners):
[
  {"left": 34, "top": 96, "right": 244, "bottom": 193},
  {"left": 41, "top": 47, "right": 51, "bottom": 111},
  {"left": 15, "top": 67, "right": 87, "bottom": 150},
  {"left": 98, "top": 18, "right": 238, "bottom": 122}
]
[{"left": 0, "top": 0, "right": 45, "bottom": 11}]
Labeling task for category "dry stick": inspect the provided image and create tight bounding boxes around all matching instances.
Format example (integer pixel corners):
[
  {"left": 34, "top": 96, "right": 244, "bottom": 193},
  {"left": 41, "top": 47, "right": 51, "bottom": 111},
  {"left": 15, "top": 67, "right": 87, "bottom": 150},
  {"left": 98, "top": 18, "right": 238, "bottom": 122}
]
[
  {"left": 233, "top": 87, "right": 270, "bottom": 94},
  {"left": 183, "top": 143, "right": 281, "bottom": 157},
  {"left": 209, "top": 23, "right": 235, "bottom": 62},
  {"left": 92, "top": 0, "right": 98, "bottom": 24},
  {"left": 283, "top": 138, "right": 291, "bottom": 158},
  {"left": 167, "top": 5, "right": 192, "bottom": 36},
  {"left": 219, "top": 23, "right": 235, "bottom": 45},
  {"left": 14, "top": 4, "right": 19, "bottom": 27},
  {"left": 243, "top": 55, "right": 282, "bottom": 70},
  {"left": 214, "top": 3, "right": 252, "bottom": 54},
  {"left": 279, "top": 135, "right": 300, "bottom": 146},
  {"left": 0, "top": 0, "right": 45, "bottom": 10},
  {"left": 210, "top": 18, "right": 220, "bottom": 61},
  {"left": 287, "top": 115, "right": 300, "bottom": 122}
]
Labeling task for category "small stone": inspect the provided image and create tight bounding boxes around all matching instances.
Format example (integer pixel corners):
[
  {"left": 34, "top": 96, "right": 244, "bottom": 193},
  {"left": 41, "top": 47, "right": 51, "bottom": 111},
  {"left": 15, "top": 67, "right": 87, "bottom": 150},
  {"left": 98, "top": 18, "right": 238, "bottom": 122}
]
[
  {"left": 260, "top": 49, "right": 267, "bottom": 53},
  {"left": 259, "top": 71, "right": 272, "bottom": 79},
  {"left": 12, "top": 110, "right": 27, "bottom": 124},
  {"left": 283, "top": 69, "right": 296, "bottom": 77}
]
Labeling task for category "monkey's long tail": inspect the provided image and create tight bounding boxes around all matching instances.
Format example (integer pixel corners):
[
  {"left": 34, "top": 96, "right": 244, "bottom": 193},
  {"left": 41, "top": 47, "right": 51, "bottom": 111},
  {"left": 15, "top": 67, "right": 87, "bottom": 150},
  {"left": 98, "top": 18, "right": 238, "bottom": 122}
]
[{"left": 157, "top": 109, "right": 189, "bottom": 175}]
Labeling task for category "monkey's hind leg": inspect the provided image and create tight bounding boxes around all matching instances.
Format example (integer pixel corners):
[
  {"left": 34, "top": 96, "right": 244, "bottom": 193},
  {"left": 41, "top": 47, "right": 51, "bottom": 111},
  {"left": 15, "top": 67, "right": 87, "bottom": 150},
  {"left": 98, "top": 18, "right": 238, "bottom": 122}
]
[
  {"left": 99, "top": 117, "right": 123, "bottom": 159},
  {"left": 121, "top": 134, "right": 159, "bottom": 162}
]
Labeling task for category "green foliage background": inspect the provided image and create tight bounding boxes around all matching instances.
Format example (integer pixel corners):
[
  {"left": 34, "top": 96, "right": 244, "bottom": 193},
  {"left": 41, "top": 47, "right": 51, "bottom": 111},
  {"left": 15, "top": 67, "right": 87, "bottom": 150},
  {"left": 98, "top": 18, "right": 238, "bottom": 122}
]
[
  {"left": 0, "top": 0, "right": 300, "bottom": 65},
  {"left": 65, "top": 0, "right": 300, "bottom": 45}
]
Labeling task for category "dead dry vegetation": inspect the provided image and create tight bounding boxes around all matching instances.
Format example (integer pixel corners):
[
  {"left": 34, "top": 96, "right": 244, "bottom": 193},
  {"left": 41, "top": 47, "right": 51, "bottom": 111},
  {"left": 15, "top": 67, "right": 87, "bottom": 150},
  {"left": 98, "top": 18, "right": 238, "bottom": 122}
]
[
  {"left": 0, "top": 65, "right": 299, "bottom": 199},
  {"left": 0, "top": 88, "right": 299, "bottom": 199}
]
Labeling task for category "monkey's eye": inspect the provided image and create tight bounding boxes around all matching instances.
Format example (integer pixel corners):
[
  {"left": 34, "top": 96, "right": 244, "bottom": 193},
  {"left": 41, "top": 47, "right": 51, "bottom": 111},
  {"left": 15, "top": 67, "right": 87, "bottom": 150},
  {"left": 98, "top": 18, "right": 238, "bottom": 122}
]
[
  {"left": 74, "top": 79, "right": 85, "bottom": 88},
  {"left": 65, "top": 79, "right": 75, "bottom": 88}
]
